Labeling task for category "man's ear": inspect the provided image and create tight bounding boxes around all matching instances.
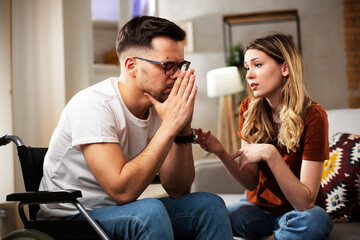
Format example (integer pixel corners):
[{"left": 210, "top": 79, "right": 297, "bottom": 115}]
[
  {"left": 282, "top": 61, "right": 289, "bottom": 77},
  {"left": 124, "top": 57, "right": 137, "bottom": 77}
]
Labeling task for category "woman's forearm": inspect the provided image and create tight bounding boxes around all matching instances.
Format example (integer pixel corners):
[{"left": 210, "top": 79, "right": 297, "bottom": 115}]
[
  {"left": 216, "top": 149, "right": 259, "bottom": 191},
  {"left": 264, "top": 146, "right": 320, "bottom": 211}
]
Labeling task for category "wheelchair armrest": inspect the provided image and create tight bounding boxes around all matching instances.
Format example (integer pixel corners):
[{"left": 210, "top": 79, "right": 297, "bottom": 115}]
[
  {"left": 6, "top": 189, "right": 82, "bottom": 204},
  {"left": 7, "top": 190, "right": 112, "bottom": 240}
]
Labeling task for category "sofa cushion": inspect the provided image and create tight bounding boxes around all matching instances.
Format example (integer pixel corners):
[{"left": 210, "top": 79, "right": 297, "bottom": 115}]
[
  {"left": 328, "top": 221, "right": 360, "bottom": 239},
  {"left": 321, "top": 132, "right": 360, "bottom": 222},
  {"left": 326, "top": 109, "right": 360, "bottom": 139},
  {"left": 192, "top": 158, "right": 245, "bottom": 194}
]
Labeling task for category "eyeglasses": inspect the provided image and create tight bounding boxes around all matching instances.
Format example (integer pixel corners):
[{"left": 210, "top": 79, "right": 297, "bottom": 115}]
[{"left": 134, "top": 57, "right": 191, "bottom": 76}]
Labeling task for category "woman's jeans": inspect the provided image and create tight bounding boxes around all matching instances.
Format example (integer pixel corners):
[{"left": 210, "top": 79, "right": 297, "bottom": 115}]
[
  {"left": 66, "top": 192, "right": 233, "bottom": 240},
  {"left": 227, "top": 194, "right": 333, "bottom": 240}
]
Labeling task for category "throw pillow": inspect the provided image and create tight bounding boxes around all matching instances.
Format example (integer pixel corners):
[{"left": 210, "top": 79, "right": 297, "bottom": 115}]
[{"left": 321, "top": 132, "right": 360, "bottom": 222}]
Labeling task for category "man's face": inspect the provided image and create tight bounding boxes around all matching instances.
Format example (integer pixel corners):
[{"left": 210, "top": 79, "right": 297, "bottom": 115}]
[{"left": 136, "top": 37, "right": 185, "bottom": 103}]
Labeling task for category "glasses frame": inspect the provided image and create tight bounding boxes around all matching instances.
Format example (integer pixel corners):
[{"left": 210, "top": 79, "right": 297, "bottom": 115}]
[{"left": 133, "top": 57, "right": 191, "bottom": 76}]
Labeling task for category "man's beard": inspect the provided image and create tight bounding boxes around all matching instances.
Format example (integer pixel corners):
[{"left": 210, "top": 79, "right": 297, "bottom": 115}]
[
  {"left": 145, "top": 89, "right": 168, "bottom": 103},
  {"left": 141, "top": 80, "right": 171, "bottom": 103},
  {"left": 139, "top": 69, "right": 171, "bottom": 103}
]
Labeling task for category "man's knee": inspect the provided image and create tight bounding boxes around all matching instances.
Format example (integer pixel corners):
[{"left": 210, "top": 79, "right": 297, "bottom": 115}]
[
  {"left": 190, "top": 192, "right": 227, "bottom": 209},
  {"left": 138, "top": 198, "right": 170, "bottom": 221},
  {"left": 187, "top": 192, "right": 229, "bottom": 221},
  {"left": 118, "top": 198, "right": 173, "bottom": 239}
]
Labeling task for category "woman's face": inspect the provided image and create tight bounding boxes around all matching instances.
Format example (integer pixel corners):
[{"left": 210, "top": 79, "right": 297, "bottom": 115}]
[{"left": 244, "top": 49, "right": 288, "bottom": 102}]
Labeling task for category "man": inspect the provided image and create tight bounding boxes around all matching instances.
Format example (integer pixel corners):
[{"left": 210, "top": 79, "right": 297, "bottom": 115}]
[{"left": 38, "top": 16, "right": 232, "bottom": 239}]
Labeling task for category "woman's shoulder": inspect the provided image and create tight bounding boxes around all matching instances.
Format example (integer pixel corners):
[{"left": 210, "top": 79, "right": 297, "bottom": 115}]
[
  {"left": 308, "top": 101, "right": 326, "bottom": 115},
  {"left": 305, "top": 101, "right": 327, "bottom": 124},
  {"left": 239, "top": 97, "right": 251, "bottom": 112}
]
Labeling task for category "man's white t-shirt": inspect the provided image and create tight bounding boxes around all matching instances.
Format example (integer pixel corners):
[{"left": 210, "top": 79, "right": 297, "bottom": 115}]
[{"left": 38, "top": 77, "right": 162, "bottom": 219}]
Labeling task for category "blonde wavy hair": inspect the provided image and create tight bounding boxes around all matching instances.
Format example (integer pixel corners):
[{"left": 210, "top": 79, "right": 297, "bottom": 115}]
[{"left": 241, "top": 34, "right": 312, "bottom": 152}]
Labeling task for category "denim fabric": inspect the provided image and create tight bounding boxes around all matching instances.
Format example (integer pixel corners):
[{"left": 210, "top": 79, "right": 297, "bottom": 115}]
[
  {"left": 227, "top": 194, "right": 333, "bottom": 240},
  {"left": 67, "top": 192, "right": 233, "bottom": 240}
]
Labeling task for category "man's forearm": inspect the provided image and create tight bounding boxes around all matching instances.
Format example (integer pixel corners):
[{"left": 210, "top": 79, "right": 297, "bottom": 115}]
[{"left": 159, "top": 142, "right": 195, "bottom": 198}]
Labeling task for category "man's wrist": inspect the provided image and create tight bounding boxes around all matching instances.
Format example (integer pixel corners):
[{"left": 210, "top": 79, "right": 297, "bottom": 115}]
[
  {"left": 174, "top": 128, "right": 195, "bottom": 144},
  {"left": 176, "top": 126, "right": 192, "bottom": 136}
]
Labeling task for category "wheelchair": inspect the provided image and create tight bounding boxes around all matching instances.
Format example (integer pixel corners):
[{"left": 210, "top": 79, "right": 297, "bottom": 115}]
[{"left": 0, "top": 134, "right": 114, "bottom": 240}]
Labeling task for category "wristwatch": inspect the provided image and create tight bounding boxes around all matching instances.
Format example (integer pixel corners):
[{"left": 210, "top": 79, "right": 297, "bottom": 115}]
[{"left": 174, "top": 128, "right": 196, "bottom": 144}]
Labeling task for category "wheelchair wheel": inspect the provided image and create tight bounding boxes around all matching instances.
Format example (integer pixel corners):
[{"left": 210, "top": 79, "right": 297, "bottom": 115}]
[{"left": 3, "top": 229, "right": 54, "bottom": 240}]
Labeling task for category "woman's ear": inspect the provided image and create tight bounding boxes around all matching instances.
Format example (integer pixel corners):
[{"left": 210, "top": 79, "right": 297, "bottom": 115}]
[
  {"left": 282, "top": 62, "right": 289, "bottom": 77},
  {"left": 124, "top": 57, "right": 137, "bottom": 77}
]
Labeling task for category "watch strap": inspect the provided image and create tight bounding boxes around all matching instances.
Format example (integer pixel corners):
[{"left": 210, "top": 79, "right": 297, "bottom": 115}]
[{"left": 174, "top": 129, "right": 195, "bottom": 144}]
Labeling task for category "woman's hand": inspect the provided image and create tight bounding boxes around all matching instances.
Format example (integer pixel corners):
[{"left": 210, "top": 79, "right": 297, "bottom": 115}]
[
  {"left": 195, "top": 133, "right": 260, "bottom": 190},
  {"left": 193, "top": 128, "right": 225, "bottom": 155},
  {"left": 231, "top": 143, "right": 274, "bottom": 170}
]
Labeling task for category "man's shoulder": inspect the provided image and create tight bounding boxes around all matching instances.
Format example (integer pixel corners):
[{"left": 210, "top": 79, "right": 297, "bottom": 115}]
[
  {"left": 84, "top": 77, "right": 118, "bottom": 97},
  {"left": 70, "top": 78, "right": 119, "bottom": 104}
]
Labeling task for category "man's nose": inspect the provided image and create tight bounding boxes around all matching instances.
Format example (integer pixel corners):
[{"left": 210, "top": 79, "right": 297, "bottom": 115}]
[{"left": 170, "top": 68, "right": 181, "bottom": 80}]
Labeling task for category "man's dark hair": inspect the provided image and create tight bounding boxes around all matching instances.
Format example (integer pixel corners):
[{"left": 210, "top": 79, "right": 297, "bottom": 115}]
[{"left": 116, "top": 16, "right": 186, "bottom": 58}]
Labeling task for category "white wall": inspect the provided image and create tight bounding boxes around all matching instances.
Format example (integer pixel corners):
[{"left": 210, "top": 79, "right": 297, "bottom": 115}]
[
  {"left": 11, "top": 0, "right": 94, "bottom": 192},
  {"left": 12, "top": 0, "right": 66, "bottom": 147},
  {"left": 63, "top": 0, "right": 94, "bottom": 102},
  {"left": 11, "top": 0, "right": 67, "bottom": 191},
  {"left": 0, "top": 0, "right": 15, "bottom": 202},
  {"left": 0, "top": 0, "right": 107, "bottom": 198},
  {"left": 157, "top": 0, "right": 347, "bottom": 160}
]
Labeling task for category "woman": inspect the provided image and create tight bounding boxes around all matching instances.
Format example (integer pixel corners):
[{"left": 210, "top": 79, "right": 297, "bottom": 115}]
[{"left": 195, "top": 33, "right": 333, "bottom": 239}]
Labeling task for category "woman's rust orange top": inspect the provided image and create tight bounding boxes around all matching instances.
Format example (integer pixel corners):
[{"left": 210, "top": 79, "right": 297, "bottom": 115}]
[{"left": 238, "top": 98, "right": 329, "bottom": 215}]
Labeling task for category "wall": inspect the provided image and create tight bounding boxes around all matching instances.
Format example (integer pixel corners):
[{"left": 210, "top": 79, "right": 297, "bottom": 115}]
[
  {"left": 11, "top": 0, "right": 67, "bottom": 192},
  {"left": 0, "top": 0, "right": 15, "bottom": 202},
  {"left": 63, "top": 0, "right": 94, "bottom": 102},
  {"left": 12, "top": 0, "right": 66, "bottom": 148},
  {"left": 1, "top": 0, "right": 111, "bottom": 201},
  {"left": 157, "top": 0, "right": 347, "bottom": 160},
  {"left": 342, "top": 0, "right": 360, "bottom": 107},
  {"left": 11, "top": 0, "right": 94, "bottom": 193}
]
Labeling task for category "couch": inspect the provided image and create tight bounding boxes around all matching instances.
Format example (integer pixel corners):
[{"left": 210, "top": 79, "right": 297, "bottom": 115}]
[{"left": 191, "top": 108, "right": 360, "bottom": 239}]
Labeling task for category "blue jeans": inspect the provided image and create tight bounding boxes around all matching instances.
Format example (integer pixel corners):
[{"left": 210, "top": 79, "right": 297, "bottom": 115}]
[
  {"left": 67, "top": 192, "right": 233, "bottom": 240},
  {"left": 227, "top": 194, "right": 333, "bottom": 240}
]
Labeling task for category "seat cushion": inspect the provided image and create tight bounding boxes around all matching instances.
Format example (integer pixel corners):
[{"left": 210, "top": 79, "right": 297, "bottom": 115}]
[
  {"left": 328, "top": 221, "right": 360, "bottom": 239},
  {"left": 217, "top": 193, "right": 244, "bottom": 206}
]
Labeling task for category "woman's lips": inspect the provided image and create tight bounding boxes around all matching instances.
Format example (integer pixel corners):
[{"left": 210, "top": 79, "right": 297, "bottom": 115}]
[{"left": 250, "top": 83, "right": 259, "bottom": 91}]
